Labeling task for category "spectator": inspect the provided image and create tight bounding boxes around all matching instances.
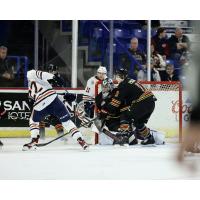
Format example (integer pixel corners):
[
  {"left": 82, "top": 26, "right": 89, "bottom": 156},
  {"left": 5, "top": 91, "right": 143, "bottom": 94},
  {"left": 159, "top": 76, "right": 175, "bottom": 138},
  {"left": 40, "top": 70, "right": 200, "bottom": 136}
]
[
  {"left": 0, "top": 46, "right": 14, "bottom": 82},
  {"left": 151, "top": 27, "right": 169, "bottom": 57},
  {"left": 161, "top": 64, "right": 179, "bottom": 81},
  {"left": 151, "top": 44, "right": 166, "bottom": 70},
  {"left": 121, "top": 37, "right": 146, "bottom": 78},
  {"left": 168, "top": 27, "right": 190, "bottom": 62},
  {"left": 137, "top": 58, "right": 161, "bottom": 81},
  {"left": 136, "top": 20, "right": 160, "bottom": 30}
]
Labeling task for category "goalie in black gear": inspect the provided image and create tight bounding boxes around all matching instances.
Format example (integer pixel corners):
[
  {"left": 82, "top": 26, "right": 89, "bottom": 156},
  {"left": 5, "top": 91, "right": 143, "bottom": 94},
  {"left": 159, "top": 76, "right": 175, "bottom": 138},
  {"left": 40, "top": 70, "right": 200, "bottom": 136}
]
[{"left": 95, "top": 78, "right": 120, "bottom": 132}]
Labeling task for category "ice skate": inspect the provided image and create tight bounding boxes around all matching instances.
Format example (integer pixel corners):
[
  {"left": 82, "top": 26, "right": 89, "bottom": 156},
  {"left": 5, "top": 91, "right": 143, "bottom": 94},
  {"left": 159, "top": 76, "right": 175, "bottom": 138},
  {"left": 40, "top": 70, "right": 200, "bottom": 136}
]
[
  {"left": 128, "top": 132, "right": 138, "bottom": 145},
  {"left": 22, "top": 136, "right": 40, "bottom": 151},
  {"left": 141, "top": 134, "right": 155, "bottom": 146},
  {"left": 77, "top": 137, "right": 89, "bottom": 150},
  {"left": 0, "top": 140, "right": 3, "bottom": 149}
]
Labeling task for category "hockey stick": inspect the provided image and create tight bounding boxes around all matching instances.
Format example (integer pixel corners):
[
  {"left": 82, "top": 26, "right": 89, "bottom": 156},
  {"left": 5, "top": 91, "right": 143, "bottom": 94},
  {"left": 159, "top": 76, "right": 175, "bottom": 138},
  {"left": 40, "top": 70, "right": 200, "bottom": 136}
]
[
  {"left": 102, "top": 128, "right": 125, "bottom": 144},
  {"left": 75, "top": 113, "right": 124, "bottom": 144},
  {"left": 35, "top": 132, "right": 70, "bottom": 147},
  {"left": 35, "top": 118, "right": 97, "bottom": 147}
]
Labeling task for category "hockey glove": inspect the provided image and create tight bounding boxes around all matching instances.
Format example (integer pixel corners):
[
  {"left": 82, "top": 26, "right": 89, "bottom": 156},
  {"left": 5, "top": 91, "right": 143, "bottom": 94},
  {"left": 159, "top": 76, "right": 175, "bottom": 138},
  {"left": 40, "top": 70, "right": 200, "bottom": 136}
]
[
  {"left": 48, "top": 74, "right": 64, "bottom": 87},
  {"left": 64, "top": 93, "right": 76, "bottom": 103}
]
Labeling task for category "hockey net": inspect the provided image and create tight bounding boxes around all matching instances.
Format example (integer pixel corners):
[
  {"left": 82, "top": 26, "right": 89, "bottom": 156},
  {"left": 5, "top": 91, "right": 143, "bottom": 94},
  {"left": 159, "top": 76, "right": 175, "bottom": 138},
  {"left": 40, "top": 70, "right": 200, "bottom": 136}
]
[{"left": 95, "top": 80, "right": 183, "bottom": 143}]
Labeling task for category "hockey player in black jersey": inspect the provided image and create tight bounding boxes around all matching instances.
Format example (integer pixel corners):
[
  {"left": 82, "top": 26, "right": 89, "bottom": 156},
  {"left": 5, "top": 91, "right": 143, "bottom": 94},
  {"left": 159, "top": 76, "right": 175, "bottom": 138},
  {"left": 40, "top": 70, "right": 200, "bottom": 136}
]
[{"left": 100, "top": 69, "right": 157, "bottom": 145}]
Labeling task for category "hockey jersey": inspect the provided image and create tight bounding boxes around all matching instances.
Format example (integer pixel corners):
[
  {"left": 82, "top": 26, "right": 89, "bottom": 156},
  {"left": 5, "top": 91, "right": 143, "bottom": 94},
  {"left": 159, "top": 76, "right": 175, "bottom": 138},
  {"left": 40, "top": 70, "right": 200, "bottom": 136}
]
[
  {"left": 84, "top": 76, "right": 105, "bottom": 100},
  {"left": 105, "top": 78, "right": 155, "bottom": 114},
  {"left": 27, "top": 70, "right": 57, "bottom": 111}
]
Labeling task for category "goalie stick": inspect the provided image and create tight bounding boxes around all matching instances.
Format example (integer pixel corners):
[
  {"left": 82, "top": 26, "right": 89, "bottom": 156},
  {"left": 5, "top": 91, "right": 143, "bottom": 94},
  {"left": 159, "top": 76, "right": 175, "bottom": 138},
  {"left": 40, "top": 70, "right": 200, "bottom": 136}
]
[
  {"left": 93, "top": 118, "right": 126, "bottom": 145},
  {"left": 75, "top": 100, "right": 125, "bottom": 144}
]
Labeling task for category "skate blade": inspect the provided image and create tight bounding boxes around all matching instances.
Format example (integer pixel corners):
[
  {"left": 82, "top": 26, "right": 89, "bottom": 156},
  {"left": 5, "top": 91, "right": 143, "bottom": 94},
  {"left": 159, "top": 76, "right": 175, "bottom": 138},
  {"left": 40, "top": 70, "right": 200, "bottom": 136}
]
[
  {"left": 82, "top": 145, "right": 89, "bottom": 151},
  {"left": 141, "top": 144, "right": 157, "bottom": 147},
  {"left": 22, "top": 145, "right": 37, "bottom": 151}
]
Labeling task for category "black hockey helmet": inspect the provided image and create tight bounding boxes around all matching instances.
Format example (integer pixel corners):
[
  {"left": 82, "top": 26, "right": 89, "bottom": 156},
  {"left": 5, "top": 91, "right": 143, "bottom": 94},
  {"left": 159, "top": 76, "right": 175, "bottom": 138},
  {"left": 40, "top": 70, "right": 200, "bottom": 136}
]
[
  {"left": 115, "top": 68, "right": 128, "bottom": 79},
  {"left": 47, "top": 64, "right": 58, "bottom": 73}
]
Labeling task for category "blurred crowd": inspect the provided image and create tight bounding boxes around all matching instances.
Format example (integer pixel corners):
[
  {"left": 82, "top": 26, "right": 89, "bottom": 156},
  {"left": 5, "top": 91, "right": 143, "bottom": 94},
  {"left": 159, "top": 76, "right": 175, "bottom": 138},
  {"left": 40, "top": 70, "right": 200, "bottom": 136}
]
[
  {"left": 0, "top": 25, "right": 191, "bottom": 88},
  {"left": 122, "top": 27, "right": 190, "bottom": 83}
]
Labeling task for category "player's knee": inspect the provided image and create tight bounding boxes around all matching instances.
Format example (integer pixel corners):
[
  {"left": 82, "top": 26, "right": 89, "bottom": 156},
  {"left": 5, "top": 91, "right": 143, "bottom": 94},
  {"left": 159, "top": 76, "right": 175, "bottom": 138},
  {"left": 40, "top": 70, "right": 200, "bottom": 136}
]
[{"left": 120, "top": 120, "right": 130, "bottom": 131}]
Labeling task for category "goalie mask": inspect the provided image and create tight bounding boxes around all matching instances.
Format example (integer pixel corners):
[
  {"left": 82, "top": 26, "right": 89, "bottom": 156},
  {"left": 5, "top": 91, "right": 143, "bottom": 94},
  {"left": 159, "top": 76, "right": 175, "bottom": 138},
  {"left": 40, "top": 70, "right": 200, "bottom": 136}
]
[{"left": 102, "top": 78, "right": 114, "bottom": 99}]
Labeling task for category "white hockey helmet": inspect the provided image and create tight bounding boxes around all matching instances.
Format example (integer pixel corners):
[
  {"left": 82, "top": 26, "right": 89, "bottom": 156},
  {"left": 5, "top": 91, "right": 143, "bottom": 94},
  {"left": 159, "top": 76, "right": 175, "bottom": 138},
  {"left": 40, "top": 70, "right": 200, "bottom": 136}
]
[{"left": 97, "top": 66, "right": 107, "bottom": 74}]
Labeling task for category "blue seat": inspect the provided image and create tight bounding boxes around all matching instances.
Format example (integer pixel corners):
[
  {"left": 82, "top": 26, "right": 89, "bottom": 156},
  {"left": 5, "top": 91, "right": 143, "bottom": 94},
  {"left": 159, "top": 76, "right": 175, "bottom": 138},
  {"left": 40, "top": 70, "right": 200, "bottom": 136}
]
[
  {"left": 92, "top": 27, "right": 103, "bottom": 39},
  {"left": 130, "top": 29, "right": 145, "bottom": 39},
  {"left": 114, "top": 28, "right": 131, "bottom": 39}
]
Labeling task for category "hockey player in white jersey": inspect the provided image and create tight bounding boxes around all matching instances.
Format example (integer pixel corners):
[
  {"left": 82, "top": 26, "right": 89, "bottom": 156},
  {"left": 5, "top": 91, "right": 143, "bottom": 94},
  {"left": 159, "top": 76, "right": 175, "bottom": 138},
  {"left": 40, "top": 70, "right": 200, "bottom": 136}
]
[
  {"left": 23, "top": 69, "right": 88, "bottom": 150},
  {"left": 84, "top": 66, "right": 107, "bottom": 99},
  {"left": 83, "top": 66, "right": 107, "bottom": 118}
]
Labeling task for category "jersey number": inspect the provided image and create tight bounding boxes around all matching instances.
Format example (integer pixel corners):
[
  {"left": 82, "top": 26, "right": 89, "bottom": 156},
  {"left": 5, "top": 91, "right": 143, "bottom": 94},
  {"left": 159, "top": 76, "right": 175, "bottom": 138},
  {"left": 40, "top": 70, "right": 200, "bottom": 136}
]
[
  {"left": 86, "top": 87, "right": 90, "bottom": 93},
  {"left": 29, "top": 81, "right": 43, "bottom": 99}
]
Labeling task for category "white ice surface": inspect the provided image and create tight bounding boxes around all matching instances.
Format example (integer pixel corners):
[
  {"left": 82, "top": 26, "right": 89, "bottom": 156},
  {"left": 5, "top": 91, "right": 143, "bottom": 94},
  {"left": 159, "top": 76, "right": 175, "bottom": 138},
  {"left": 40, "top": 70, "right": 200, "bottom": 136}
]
[{"left": 0, "top": 138, "right": 200, "bottom": 180}]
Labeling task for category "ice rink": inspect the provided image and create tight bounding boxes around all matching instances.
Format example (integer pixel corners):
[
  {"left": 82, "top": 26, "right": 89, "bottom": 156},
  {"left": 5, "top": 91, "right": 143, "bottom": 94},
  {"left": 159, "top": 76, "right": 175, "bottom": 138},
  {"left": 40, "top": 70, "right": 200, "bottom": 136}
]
[{"left": 0, "top": 138, "right": 200, "bottom": 180}]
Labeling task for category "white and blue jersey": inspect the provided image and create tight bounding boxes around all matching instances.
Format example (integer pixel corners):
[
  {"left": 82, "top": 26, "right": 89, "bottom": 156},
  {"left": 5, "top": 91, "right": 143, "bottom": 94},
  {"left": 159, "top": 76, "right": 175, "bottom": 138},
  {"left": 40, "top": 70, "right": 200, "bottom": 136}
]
[
  {"left": 27, "top": 70, "right": 58, "bottom": 111},
  {"left": 27, "top": 70, "right": 73, "bottom": 137}
]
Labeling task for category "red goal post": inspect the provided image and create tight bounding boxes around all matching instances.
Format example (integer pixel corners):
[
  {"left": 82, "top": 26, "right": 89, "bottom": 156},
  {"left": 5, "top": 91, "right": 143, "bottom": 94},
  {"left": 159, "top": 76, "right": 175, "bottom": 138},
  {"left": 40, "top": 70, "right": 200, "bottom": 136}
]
[{"left": 95, "top": 80, "right": 183, "bottom": 143}]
